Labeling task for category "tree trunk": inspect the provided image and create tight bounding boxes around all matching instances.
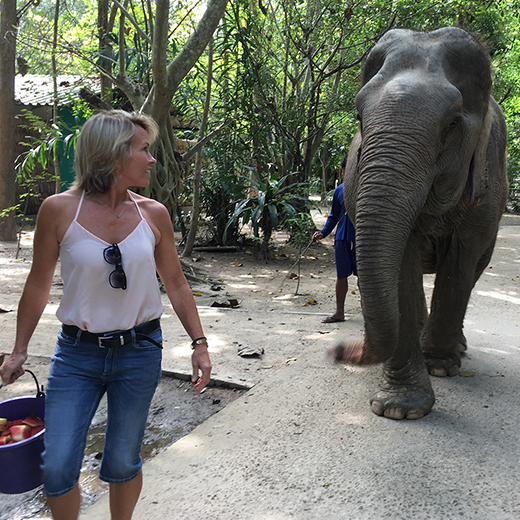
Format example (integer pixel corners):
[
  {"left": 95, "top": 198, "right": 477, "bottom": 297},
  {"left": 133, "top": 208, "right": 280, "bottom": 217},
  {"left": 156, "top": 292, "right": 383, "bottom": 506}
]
[
  {"left": 52, "top": 0, "right": 61, "bottom": 194},
  {"left": 143, "top": 0, "right": 228, "bottom": 218},
  {"left": 320, "top": 144, "right": 329, "bottom": 201},
  {"left": 183, "top": 38, "right": 214, "bottom": 257},
  {"left": 0, "top": 0, "right": 17, "bottom": 240},
  {"left": 98, "top": 0, "right": 113, "bottom": 102}
]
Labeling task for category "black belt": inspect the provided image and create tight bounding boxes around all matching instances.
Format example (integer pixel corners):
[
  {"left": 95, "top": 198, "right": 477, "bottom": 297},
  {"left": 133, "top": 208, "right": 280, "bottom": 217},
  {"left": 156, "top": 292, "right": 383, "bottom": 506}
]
[{"left": 62, "top": 318, "right": 162, "bottom": 349}]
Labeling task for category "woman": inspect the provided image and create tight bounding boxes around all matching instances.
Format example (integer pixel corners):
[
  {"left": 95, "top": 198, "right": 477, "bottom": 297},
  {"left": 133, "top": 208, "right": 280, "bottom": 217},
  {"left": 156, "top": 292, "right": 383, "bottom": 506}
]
[{"left": 0, "top": 110, "right": 212, "bottom": 519}]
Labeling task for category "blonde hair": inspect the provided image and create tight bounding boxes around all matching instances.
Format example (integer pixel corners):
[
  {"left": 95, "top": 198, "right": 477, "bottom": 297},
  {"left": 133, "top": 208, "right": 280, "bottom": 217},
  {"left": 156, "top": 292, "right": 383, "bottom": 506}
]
[{"left": 73, "top": 110, "right": 159, "bottom": 193}]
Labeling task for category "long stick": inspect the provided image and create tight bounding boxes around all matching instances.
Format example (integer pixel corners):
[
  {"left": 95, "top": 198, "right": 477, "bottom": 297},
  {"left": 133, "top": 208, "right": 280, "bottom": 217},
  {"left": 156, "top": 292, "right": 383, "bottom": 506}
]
[{"left": 278, "top": 238, "right": 315, "bottom": 292}]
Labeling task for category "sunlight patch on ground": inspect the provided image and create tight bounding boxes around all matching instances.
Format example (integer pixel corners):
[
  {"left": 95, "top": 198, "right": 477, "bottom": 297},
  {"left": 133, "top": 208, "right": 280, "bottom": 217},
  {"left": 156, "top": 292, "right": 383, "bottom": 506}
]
[
  {"left": 475, "top": 290, "right": 520, "bottom": 305},
  {"left": 483, "top": 271, "right": 501, "bottom": 277},
  {"left": 170, "top": 335, "right": 227, "bottom": 358},
  {"left": 43, "top": 304, "right": 59, "bottom": 314},
  {"left": 228, "top": 282, "right": 263, "bottom": 290},
  {"left": 471, "top": 345, "right": 515, "bottom": 355},
  {"left": 335, "top": 412, "right": 367, "bottom": 426}
]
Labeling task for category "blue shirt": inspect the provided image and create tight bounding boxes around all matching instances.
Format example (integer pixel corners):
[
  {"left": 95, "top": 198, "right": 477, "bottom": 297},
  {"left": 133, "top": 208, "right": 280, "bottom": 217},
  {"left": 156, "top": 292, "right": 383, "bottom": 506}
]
[{"left": 320, "top": 184, "right": 355, "bottom": 242}]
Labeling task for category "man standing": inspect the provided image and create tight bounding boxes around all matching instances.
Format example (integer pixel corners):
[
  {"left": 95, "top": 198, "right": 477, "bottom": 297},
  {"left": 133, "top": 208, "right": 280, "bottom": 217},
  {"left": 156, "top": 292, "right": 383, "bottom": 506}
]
[{"left": 312, "top": 158, "right": 357, "bottom": 323}]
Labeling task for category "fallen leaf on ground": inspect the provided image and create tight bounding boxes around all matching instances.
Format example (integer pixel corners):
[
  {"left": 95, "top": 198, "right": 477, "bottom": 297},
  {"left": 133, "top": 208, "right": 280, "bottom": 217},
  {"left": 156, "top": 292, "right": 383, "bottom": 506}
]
[
  {"left": 318, "top": 330, "right": 330, "bottom": 334},
  {"left": 193, "top": 291, "right": 202, "bottom": 296},
  {"left": 302, "top": 299, "right": 317, "bottom": 306},
  {"left": 285, "top": 357, "right": 297, "bottom": 364},
  {"left": 192, "top": 255, "right": 204, "bottom": 262},
  {"left": 287, "top": 273, "right": 298, "bottom": 279},
  {"left": 0, "top": 308, "right": 12, "bottom": 313},
  {"left": 234, "top": 259, "right": 243, "bottom": 267},
  {"left": 459, "top": 371, "right": 476, "bottom": 377},
  {"left": 211, "top": 299, "right": 240, "bottom": 308},
  {"left": 237, "top": 345, "right": 264, "bottom": 357}
]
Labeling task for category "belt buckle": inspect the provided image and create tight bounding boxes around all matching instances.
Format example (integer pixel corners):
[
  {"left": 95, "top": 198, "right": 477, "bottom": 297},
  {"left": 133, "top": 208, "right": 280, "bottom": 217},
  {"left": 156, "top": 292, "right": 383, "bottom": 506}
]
[{"left": 98, "top": 334, "right": 125, "bottom": 348}]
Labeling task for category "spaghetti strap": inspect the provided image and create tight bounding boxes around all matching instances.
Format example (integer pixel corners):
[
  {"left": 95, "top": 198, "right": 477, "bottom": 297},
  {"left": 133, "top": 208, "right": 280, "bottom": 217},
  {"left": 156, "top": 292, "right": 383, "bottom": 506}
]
[
  {"left": 127, "top": 191, "right": 144, "bottom": 220},
  {"left": 73, "top": 191, "right": 86, "bottom": 221}
]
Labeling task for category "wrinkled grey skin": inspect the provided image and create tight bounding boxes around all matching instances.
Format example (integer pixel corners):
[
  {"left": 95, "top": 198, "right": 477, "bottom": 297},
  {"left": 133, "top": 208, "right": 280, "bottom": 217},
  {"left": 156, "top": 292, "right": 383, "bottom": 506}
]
[{"left": 342, "top": 27, "right": 508, "bottom": 420}]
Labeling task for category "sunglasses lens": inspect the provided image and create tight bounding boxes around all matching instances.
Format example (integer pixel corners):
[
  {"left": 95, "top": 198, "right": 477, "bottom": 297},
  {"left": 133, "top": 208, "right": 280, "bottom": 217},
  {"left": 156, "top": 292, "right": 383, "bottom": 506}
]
[
  {"left": 109, "top": 267, "right": 127, "bottom": 290},
  {"left": 104, "top": 244, "right": 126, "bottom": 289},
  {"left": 104, "top": 245, "right": 121, "bottom": 265}
]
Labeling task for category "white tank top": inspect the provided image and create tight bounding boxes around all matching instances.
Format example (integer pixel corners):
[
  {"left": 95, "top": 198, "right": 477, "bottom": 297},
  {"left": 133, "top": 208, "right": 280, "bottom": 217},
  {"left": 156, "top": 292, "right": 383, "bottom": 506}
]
[{"left": 56, "top": 191, "right": 164, "bottom": 332}]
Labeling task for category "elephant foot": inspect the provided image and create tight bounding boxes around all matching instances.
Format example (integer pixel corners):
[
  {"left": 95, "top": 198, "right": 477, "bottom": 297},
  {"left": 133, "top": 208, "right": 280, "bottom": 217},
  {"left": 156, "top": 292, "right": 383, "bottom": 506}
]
[
  {"left": 421, "top": 332, "right": 466, "bottom": 376},
  {"left": 370, "top": 363, "right": 435, "bottom": 420},
  {"left": 328, "top": 341, "right": 386, "bottom": 366},
  {"left": 423, "top": 350, "right": 462, "bottom": 377}
]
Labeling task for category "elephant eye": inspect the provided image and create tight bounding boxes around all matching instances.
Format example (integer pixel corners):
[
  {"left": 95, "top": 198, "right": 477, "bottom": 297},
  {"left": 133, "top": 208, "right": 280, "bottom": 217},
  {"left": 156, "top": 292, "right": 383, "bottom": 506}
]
[
  {"left": 446, "top": 116, "right": 461, "bottom": 132},
  {"left": 441, "top": 116, "right": 462, "bottom": 145}
]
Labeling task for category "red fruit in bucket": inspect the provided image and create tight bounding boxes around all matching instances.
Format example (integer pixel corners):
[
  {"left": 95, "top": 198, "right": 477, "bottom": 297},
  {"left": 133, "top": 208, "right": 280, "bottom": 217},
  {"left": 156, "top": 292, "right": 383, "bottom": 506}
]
[
  {"left": 10, "top": 424, "right": 31, "bottom": 442},
  {"left": 22, "top": 413, "right": 44, "bottom": 428},
  {"left": 30, "top": 425, "right": 44, "bottom": 436},
  {"left": 0, "top": 435, "right": 11, "bottom": 445}
]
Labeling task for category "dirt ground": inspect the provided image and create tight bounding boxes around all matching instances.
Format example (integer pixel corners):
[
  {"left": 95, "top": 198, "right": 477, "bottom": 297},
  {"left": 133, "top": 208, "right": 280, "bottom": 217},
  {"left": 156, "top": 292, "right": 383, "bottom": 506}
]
[{"left": 1, "top": 207, "right": 519, "bottom": 519}]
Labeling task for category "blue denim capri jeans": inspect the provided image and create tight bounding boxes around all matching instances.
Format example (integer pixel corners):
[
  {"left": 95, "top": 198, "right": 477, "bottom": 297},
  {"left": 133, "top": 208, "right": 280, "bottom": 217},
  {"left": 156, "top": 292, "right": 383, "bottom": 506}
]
[{"left": 42, "top": 325, "right": 162, "bottom": 498}]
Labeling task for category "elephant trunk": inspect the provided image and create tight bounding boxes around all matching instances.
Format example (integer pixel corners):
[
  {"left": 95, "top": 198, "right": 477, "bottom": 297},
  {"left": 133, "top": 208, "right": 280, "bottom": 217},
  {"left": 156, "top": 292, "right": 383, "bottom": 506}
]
[{"left": 352, "top": 137, "right": 432, "bottom": 363}]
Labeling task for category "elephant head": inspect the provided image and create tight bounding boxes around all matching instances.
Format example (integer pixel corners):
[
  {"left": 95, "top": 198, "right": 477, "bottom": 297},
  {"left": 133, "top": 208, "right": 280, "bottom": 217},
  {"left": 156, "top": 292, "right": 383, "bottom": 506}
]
[{"left": 343, "top": 27, "right": 500, "bottom": 363}]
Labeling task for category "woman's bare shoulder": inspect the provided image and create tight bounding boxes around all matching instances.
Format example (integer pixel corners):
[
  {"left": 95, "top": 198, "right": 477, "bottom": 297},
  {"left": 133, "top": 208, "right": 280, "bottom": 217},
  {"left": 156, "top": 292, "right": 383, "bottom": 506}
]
[
  {"left": 38, "top": 190, "right": 82, "bottom": 241},
  {"left": 39, "top": 189, "right": 80, "bottom": 215},
  {"left": 131, "top": 192, "right": 169, "bottom": 217}
]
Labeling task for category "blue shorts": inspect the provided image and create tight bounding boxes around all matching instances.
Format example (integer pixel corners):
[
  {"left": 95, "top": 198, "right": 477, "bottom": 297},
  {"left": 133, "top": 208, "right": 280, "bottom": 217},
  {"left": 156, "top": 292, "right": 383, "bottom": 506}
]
[
  {"left": 334, "top": 240, "right": 357, "bottom": 278},
  {"left": 42, "top": 325, "right": 162, "bottom": 498}
]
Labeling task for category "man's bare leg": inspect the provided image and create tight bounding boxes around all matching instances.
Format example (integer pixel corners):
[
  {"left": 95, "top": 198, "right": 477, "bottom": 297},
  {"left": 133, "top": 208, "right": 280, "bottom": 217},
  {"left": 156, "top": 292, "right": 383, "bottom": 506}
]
[{"left": 333, "top": 277, "right": 348, "bottom": 320}]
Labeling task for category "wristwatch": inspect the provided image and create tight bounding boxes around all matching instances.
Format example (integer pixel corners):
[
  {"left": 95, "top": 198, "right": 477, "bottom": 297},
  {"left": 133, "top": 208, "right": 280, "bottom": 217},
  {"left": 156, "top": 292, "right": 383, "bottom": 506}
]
[{"left": 191, "top": 337, "right": 208, "bottom": 349}]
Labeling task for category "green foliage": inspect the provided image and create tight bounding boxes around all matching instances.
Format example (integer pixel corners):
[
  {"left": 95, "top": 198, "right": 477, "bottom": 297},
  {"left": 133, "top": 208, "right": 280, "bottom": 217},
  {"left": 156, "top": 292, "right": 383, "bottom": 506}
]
[
  {"left": 286, "top": 212, "right": 316, "bottom": 247},
  {"left": 15, "top": 110, "right": 78, "bottom": 182},
  {"left": 224, "top": 167, "right": 309, "bottom": 249},
  {"left": 12, "top": 0, "right": 520, "bottom": 215}
]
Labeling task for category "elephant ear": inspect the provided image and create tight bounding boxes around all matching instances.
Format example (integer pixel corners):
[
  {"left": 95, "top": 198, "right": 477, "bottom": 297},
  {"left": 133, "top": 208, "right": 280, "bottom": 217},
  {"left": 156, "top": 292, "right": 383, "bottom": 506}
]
[{"left": 468, "top": 100, "right": 495, "bottom": 203}]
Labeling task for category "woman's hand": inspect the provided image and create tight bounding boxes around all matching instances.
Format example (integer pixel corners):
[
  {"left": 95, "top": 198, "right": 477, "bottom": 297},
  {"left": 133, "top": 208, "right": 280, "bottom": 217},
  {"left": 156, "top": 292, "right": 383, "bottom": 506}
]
[
  {"left": 0, "top": 351, "right": 27, "bottom": 387},
  {"left": 191, "top": 344, "right": 212, "bottom": 392}
]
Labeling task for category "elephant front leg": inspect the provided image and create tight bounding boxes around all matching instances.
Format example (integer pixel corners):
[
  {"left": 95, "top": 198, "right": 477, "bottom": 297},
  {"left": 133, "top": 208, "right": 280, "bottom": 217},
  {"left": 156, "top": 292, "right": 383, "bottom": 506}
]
[
  {"left": 371, "top": 233, "right": 435, "bottom": 419},
  {"left": 371, "top": 350, "right": 435, "bottom": 420}
]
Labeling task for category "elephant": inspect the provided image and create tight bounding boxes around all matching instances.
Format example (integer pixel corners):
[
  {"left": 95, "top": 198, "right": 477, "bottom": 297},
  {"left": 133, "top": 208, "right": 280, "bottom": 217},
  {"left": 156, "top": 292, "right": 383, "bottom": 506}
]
[{"left": 334, "top": 27, "right": 508, "bottom": 420}]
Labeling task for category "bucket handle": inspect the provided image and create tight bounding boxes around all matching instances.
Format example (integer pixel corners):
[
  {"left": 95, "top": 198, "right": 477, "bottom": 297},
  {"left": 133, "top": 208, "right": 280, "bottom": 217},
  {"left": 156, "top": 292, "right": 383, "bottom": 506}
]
[{"left": 24, "top": 369, "right": 45, "bottom": 399}]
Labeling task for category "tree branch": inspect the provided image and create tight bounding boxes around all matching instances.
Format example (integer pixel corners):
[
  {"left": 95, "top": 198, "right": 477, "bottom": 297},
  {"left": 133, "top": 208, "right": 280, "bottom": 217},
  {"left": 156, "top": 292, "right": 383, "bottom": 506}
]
[{"left": 113, "top": 0, "right": 151, "bottom": 45}]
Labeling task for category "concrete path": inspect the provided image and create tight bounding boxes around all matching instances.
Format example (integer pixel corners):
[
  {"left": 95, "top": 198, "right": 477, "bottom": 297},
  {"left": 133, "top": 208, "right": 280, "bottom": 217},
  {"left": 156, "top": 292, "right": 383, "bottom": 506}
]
[{"left": 82, "top": 216, "right": 520, "bottom": 520}]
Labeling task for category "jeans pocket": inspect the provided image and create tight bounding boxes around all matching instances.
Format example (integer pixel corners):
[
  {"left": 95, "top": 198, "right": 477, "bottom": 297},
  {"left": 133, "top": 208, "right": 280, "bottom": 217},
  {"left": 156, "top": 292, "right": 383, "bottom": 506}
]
[
  {"left": 57, "top": 329, "right": 80, "bottom": 348},
  {"left": 133, "top": 329, "right": 163, "bottom": 350}
]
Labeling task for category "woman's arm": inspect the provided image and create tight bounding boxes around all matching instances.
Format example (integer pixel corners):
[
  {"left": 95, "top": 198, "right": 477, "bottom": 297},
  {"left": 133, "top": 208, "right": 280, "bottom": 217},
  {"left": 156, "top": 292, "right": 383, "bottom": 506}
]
[
  {"left": 0, "top": 198, "right": 61, "bottom": 386},
  {"left": 151, "top": 202, "right": 212, "bottom": 392}
]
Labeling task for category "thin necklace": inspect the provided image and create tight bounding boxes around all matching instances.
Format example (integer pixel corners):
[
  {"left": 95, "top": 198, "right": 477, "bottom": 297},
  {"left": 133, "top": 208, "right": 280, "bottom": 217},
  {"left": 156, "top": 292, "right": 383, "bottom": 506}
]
[{"left": 99, "top": 194, "right": 128, "bottom": 218}]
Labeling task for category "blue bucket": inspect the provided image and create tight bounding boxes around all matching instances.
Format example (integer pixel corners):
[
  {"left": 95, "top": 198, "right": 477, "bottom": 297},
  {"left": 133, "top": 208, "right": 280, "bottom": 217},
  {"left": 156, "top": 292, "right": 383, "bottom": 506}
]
[{"left": 0, "top": 371, "right": 45, "bottom": 494}]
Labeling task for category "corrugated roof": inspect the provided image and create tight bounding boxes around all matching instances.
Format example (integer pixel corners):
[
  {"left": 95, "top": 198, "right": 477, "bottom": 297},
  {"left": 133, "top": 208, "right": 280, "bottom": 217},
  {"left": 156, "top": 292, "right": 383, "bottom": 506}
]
[{"left": 15, "top": 74, "right": 101, "bottom": 107}]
